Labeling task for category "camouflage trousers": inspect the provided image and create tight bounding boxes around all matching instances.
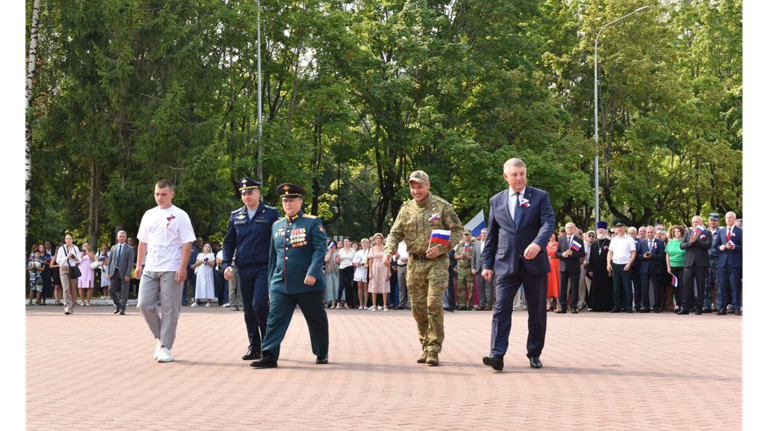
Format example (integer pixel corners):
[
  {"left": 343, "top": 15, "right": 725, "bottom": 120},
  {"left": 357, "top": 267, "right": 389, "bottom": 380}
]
[
  {"left": 457, "top": 270, "right": 474, "bottom": 308},
  {"left": 704, "top": 256, "right": 720, "bottom": 310},
  {"left": 407, "top": 256, "right": 449, "bottom": 353}
]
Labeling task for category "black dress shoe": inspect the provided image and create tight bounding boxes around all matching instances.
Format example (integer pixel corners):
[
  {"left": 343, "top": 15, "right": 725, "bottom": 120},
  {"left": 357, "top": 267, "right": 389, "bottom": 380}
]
[
  {"left": 716, "top": 309, "right": 726, "bottom": 315},
  {"left": 119, "top": 310, "right": 125, "bottom": 315},
  {"left": 702, "top": 308, "right": 712, "bottom": 313},
  {"left": 734, "top": 309, "right": 742, "bottom": 316},
  {"left": 695, "top": 309, "right": 702, "bottom": 315},
  {"left": 316, "top": 355, "right": 329, "bottom": 364},
  {"left": 677, "top": 308, "right": 690, "bottom": 315},
  {"left": 556, "top": 309, "right": 566, "bottom": 314},
  {"left": 445, "top": 307, "right": 455, "bottom": 313},
  {"left": 625, "top": 308, "right": 633, "bottom": 313},
  {"left": 640, "top": 309, "right": 650, "bottom": 313},
  {"left": 610, "top": 308, "right": 621, "bottom": 313},
  {"left": 250, "top": 355, "right": 277, "bottom": 368},
  {"left": 482, "top": 355, "right": 504, "bottom": 371},
  {"left": 114, "top": 308, "right": 120, "bottom": 314},
  {"left": 242, "top": 350, "right": 260, "bottom": 361},
  {"left": 529, "top": 356, "right": 543, "bottom": 369},
  {"left": 653, "top": 309, "right": 661, "bottom": 313}
]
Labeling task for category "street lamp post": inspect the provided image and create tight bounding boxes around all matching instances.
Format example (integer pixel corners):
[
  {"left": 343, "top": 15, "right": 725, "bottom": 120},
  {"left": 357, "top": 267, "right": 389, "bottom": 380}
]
[
  {"left": 595, "top": 6, "right": 649, "bottom": 227},
  {"left": 257, "top": 0, "right": 264, "bottom": 182}
]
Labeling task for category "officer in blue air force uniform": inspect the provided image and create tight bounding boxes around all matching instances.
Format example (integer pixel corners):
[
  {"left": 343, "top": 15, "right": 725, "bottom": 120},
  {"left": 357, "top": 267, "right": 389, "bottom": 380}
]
[
  {"left": 251, "top": 183, "right": 330, "bottom": 369},
  {"left": 222, "top": 177, "right": 281, "bottom": 362}
]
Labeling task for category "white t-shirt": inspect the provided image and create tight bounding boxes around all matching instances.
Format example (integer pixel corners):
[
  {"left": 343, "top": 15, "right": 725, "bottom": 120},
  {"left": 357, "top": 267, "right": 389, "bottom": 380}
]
[
  {"left": 397, "top": 241, "right": 409, "bottom": 265},
  {"left": 608, "top": 234, "right": 636, "bottom": 265},
  {"left": 137, "top": 205, "right": 196, "bottom": 272},
  {"left": 338, "top": 248, "right": 355, "bottom": 269}
]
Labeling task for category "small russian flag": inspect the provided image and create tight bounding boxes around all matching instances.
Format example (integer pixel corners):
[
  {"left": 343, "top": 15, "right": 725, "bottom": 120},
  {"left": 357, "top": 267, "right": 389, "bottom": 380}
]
[
  {"left": 570, "top": 241, "right": 582, "bottom": 252},
  {"left": 430, "top": 229, "right": 451, "bottom": 247},
  {"left": 727, "top": 240, "right": 735, "bottom": 247},
  {"left": 671, "top": 274, "right": 678, "bottom": 287},
  {"left": 328, "top": 242, "right": 336, "bottom": 251},
  {"left": 464, "top": 244, "right": 472, "bottom": 251},
  {"left": 695, "top": 225, "right": 705, "bottom": 234}
]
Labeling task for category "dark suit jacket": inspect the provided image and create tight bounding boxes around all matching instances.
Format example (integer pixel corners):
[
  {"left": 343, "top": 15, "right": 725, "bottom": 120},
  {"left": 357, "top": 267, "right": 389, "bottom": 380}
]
[
  {"left": 555, "top": 236, "right": 585, "bottom": 273},
  {"left": 636, "top": 238, "right": 665, "bottom": 274},
  {"left": 680, "top": 228, "right": 712, "bottom": 268},
  {"left": 715, "top": 225, "right": 742, "bottom": 268},
  {"left": 482, "top": 186, "right": 555, "bottom": 276}
]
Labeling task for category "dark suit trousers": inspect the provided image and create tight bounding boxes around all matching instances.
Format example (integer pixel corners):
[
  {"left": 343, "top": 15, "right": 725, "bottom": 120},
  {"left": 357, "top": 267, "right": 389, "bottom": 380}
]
[
  {"left": 649, "top": 273, "right": 663, "bottom": 311},
  {"left": 718, "top": 267, "right": 742, "bottom": 310},
  {"left": 682, "top": 266, "right": 707, "bottom": 309},
  {"left": 109, "top": 271, "right": 130, "bottom": 311},
  {"left": 262, "top": 289, "right": 329, "bottom": 360},
  {"left": 559, "top": 271, "right": 579, "bottom": 311},
  {"left": 490, "top": 262, "right": 547, "bottom": 358},
  {"left": 639, "top": 273, "right": 652, "bottom": 311},
  {"left": 631, "top": 269, "right": 642, "bottom": 310}
]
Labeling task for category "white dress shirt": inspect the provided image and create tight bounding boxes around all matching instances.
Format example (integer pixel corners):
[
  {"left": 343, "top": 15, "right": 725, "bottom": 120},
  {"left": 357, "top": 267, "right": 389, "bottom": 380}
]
[{"left": 507, "top": 186, "right": 526, "bottom": 223}]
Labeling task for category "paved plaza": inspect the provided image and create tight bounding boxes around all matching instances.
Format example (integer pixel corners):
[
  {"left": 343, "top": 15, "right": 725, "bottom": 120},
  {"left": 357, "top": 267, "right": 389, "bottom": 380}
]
[{"left": 25, "top": 306, "right": 742, "bottom": 430}]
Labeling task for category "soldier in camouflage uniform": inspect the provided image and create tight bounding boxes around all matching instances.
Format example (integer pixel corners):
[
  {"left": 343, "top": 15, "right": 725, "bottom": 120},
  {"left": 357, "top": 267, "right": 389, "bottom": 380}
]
[
  {"left": 455, "top": 231, "right": 475, "bottom": 310},
  {"left": 384, "top": 171, "right": 463, "bottom": 366}
]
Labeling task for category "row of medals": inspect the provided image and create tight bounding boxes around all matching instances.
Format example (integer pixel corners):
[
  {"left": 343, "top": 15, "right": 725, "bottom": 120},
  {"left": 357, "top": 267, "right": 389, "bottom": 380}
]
[{"left": 289, "top": 228, "right": 307, "bottom": 248}]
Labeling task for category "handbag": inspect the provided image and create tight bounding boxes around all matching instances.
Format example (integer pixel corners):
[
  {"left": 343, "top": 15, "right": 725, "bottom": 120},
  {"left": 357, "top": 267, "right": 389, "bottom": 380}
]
[{"left": 66, "top": 246, "right": 82, "bottom": 278}]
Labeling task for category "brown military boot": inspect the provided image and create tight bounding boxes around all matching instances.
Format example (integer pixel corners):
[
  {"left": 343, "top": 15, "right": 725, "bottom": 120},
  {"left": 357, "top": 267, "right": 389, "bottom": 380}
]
[
  {"left": 417, "top": 350, "right": 428, "bottom": 364},
  {"left": 426, "top": 352, "right": 439, "bottom": 366}
]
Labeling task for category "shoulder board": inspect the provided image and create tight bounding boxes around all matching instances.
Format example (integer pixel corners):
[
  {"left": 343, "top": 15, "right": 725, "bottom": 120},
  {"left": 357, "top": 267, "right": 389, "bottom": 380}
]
[
  {"left": 264, "top": 205, "right": 277, "bottom": 211},
  {"left": 302, "top": 214, "right": 317, "bottom": 219}
]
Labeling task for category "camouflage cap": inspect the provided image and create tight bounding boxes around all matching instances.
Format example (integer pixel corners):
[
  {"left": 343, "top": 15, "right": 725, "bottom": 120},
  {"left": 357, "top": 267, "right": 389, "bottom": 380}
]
[
  {"left": 463, "top": 230, "right": 472, "bottom": 235},
  {"left": 408, "top": 170, "right": 429, "bottom": 184}
]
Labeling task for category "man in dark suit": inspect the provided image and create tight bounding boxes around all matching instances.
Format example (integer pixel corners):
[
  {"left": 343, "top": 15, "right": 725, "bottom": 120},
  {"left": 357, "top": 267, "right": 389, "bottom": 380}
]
[
  {"left": 715, "top": 211, "right": 742, "bottom": 315},
  {"left": 630, "top": 226, "right": 645, "bottom": 311},
  {"left": 481, "top": 158, "right": 555, "bottom": 371},
  {"left": 679, "top": 215, "right": 712, "bottom": 315},
  {"left": 555, "top": 222, "right": 585, "bottom": 314},
  {"left": 108, "top": 230, "right": 136, "bottom": 315},
  {"left": 637, "top": 226, "right": 665, "bottom": 312}
]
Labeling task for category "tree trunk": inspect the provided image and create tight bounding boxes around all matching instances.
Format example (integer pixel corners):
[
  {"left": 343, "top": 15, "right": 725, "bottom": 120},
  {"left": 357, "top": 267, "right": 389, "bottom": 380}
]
[
  {"left": 88, "top": 160, "right": 100, "bottom": 247},
  {"left": 25, "top": 0, "right": 41, "bottom": 239}
]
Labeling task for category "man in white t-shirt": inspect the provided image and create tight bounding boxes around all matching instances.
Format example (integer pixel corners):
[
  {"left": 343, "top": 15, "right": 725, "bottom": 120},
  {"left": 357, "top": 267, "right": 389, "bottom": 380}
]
[
  {"left": 135, "top": 180, "right": 196, "bottom": 363},
  {"left": 606, "top": 218, "right": 636, "bottom": 313}
]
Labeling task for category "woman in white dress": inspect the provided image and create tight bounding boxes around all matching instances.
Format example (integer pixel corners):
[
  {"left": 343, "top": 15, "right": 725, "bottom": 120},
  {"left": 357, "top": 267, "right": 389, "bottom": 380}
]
[
  {"left": 97, "top": 244, "right": 110, "bottom": 300},
  {"left": 192, "top": 243, "right": 216, "bottom": 307},
  {"left": 77, "top": 242, "right": 96, "bottom": 306},
  {"left": 353, "top": 238, "right": 370, "bottom": 309}
]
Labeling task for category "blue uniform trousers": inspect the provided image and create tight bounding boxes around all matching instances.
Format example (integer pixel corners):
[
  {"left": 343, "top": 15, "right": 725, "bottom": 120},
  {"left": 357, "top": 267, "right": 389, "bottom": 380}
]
[
  {"left": 237, "top": 264, "right": 270, "bottom": 353},
  {"left": 262, "top": 289, "right": 329, "bottom": 360},
  {"left": 704, "top": 256, "right": 720, "bottom": 310}
]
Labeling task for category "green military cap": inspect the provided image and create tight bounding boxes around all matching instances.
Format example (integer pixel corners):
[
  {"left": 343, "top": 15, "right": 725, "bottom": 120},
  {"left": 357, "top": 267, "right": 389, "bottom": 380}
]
[
  {"left": 613, "top": 218, "right": 629, "bottom": 227},
  {"left": 276, "top": 183, "right": 306, "bottom": 199},
  {"left": 408, "top": 170, "right": 429, "bottom": 184}
]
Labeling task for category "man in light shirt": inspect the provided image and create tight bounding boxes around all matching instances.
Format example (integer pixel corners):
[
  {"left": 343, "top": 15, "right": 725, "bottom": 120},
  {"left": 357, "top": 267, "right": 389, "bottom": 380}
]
[
  {"left": 395, "top": 240, "right": 410, "bottom": 309},
  {"left": 135, "top": 180, "right": 196, "bottom": 363},
  {"left": 606, "top": 218, "right": 636, "bottom": 313}
]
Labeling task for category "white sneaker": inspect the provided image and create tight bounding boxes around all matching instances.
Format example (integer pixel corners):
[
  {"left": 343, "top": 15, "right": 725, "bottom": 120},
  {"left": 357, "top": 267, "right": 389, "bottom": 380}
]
[
  {"left": 153, "top": 341, "right": 162, "bottom": 360},
  {"left": 377, "top": 306, "right": 383, "bottom": 310},
  {"left": 190, "top": 302, "right": 198, "bottom": 307},
  {"left": 205, "top": 302, "right": 211, "bottom": 307},
  {"left": 157, "top": 347, "right": 174, "bottom": 363},
  {"left": 370, "top": 306, "right": 376, "bottom": 311},
  {"left": 223, "top": 303, "right": 231, "bottom": 308},
  {"left": 358, "top": 306, "right": 363, "bottom": 310}
]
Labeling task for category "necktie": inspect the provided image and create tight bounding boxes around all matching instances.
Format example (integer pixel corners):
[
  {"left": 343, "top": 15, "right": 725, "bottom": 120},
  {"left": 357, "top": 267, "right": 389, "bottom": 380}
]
[
  {"left": 513, "top": 193, "right": 521, "bottom": 227},
  {"left": 727, "top": 227, "right": 731, "bottom": 242},
  {"left": 116, "top": 245, "right": 123, "bottom": 274}
]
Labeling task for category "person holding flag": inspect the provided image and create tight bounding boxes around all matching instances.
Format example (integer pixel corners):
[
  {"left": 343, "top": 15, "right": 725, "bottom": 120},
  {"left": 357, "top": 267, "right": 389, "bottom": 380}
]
[
  {"left": 679, "top": 215, "right": 712, "bottom": 315},
  {"left": 555, "top": 222, "right": 585, "bottom": 313},
  {"left": 383, "top": 171, "right": 463, "bottom": 366}
]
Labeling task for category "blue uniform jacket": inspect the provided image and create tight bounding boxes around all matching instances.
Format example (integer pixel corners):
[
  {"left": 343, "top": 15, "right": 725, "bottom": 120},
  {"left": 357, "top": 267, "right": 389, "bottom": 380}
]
[
  {"left": 267, "top": 210, "right": 328, "bottom": 294},
  {"left": 222, "top": 202, "right": 281, "bottom": 272}
]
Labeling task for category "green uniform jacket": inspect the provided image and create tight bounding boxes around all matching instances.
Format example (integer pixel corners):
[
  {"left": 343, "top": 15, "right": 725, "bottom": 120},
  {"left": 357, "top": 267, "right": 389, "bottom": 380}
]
[
  {"left": 384, "top": 193, "right": 464, "bottom": 256},
  {"left": 268, "top": 210, "right": 328, "bottom": 294}
]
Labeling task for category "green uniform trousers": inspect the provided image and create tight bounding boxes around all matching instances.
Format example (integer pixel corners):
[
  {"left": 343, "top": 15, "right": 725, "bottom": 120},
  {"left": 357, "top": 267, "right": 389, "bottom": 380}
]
[{"left": 407, "top": 256, "right": 449, "bottom": 353}]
